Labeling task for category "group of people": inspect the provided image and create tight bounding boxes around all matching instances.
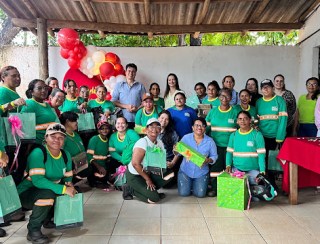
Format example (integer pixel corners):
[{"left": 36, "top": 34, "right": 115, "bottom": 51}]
[{"left": 0, "top": 63, "right": 319, "bottom": 244}]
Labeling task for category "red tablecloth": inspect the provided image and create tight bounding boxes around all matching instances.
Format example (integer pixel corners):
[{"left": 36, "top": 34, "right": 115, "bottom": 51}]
[{"left": 277, "top": 137, "right": 320, "bottom": 193}]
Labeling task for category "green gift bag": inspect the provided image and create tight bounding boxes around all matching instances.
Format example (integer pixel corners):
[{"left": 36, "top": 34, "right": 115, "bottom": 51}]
[
  {"left": 0, "top": 174, "right": 22, "bottom": 223},
  {"left": 268, "top": 149, "right": 283, "bottom": 172},
  {"left": 77, "top": 113, "right": 96, "bottom": 133},
  {"left": 134, "top": 125, "right": 146, "bottom": 135},
  {"left": 217, "top": 172, "right": 250, "bottom": 211},
  {"left": 143, "top": 143, "right": 167, "bottom": 176},
  {"left": 54, "top": 193, "right": 84, "bottom": 229},
  {"left": 3, "top": 113, "right": 36, "bottom": 146},
  {"left": 175, "top": 141, "right": 206, "bottom": 167},
  {"left": 0, "top": 118, "right": 8, "bottom": 147}
]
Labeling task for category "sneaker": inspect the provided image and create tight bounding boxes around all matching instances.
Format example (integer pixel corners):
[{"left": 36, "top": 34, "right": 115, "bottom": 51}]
[
  {"left": 27, "top": 231, "right": 49, "bottom": 244},
  {"left": 122, "top": 184, "right": 133, "bottom": 200}
]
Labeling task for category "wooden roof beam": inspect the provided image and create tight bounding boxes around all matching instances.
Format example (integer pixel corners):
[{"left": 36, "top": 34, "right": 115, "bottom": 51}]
[
  {"left": 299, "top": 0, "right": 320, "bottom": 21},
  {"left": 21, "top": 0, "right": 39, "bottom": 17},
  {"left": 0, "top": 0, "right": 18, "bottom": 18},
  {"left": 11, "top": 18, "right": 304, "bottom": 34},
  {"left": 79, "top": 0, "right": 98, "bottom": 22},
  {"left": 248, "top": 0, "right": 270, "bottom": 23},
  {"left": 144, "top": 0, "right": 151, "bottom": 24},
  {"left": 196, "top": 0, "right": 210, "bottom": 24}
]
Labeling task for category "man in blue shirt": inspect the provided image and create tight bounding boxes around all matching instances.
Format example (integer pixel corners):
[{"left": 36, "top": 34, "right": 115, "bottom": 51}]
[{"left": 112, "top": 63, "right": 146, "bottom": 128}]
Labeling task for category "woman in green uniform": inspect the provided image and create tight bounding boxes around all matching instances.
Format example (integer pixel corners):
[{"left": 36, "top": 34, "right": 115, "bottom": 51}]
[
  {"left": 20, "top": 79, "right": 59, "bottom": 144},
  {"left": 205, "top": 88, "right": 238, "bottom": 197},
  {"left": 88, "top": 85, "right": 115, "bottom": 118},
  {"left": 17, "top": 123, "right": 76, "bottom": 244},
  {"left": 233, "top": 89, "right": 257, "bottom": 121},
  {"left": 0, "top": 66, "right": 26, "bottom": 116},
  {"left": 59, "top": 79, "right": 87, "bottom": 113}
]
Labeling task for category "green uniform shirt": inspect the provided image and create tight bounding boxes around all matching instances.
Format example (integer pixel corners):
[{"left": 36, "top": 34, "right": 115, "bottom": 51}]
[
  {"left": 226, "top": 128, "right": 266, "bottom": 172},
  {"left": 88, "top": 99, "right": 115, "bottom": 113},
  {"left": 256, "top": 95, "right": 288, "bottom": 142},
  {"left": 17, "top": 146, "right": 73, "bottom": 195},
  {"left": 205, "top": 106, "right": 238, "bottom": 147},
  {"left": 87, "top": 135, "right": 109, "bottom": 168},
  {"left": 63, "top": 132, "right": 85, "bottom": 157},
  {"left": 134, "top": 106, "right": 162, "bottom": 127},
  {"left": 202, "top": 97, "right": 220, "bottom": 110},
  {"left": 153, "top": 97, "right": 165, "bottom": 109},
  {"left": 109, "top": 129, "right": 140, "bottom": 161},
  {"left": 233, "top": 104, "right": 257, "bottom": 120},
  {"left": 297, "top": 95, "right": 317, "bottom": 124},
  {"left": 59, "top": 97, "right": 85, "bottom": 113},
  {"left": 20, "top": 99, "right": 59, "bottom": 144},
  {"left": 0, "top": 86, "right": 20, "bottom": 115}
]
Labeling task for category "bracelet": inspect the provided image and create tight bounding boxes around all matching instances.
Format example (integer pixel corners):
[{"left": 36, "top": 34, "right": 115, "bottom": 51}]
[{"left": 10, "top": 101, "right": 16, "bottom": 108}]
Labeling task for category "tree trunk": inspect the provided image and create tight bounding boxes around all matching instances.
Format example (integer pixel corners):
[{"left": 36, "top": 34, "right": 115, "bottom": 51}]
[
  {"left": 178, "top": 34, "right": 186, "bottom": 46},
  {"left": 190, "top": 33, "right": 203, "bottom": 46},
  {"left": 0, "top": 18, "right": 21, "bottom": 46}
]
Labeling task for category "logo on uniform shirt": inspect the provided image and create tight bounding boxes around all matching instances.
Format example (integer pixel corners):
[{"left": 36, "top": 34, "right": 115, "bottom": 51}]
[
  {"left": 247, "top": 141, "right": 254, "bottom": 147},
  {"left": 185, "top": 113, "right": 190, "bottom": 117},
  {"left": 228, "top": 119, "right": 234, "bottom": 123},
  {"left": 272, "top": 106, "right": 278, "bottom": 111},
  {"left": 63, "top": 168, "right": 66, "bottom": 175}
]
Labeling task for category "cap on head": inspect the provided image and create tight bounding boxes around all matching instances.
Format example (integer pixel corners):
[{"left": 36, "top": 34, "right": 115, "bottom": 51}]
[
  {"left": 260, "top": 79, "right": 274, "bottom": 89},
  {"left": 142, "top": 93, "right": 153, "bottom": 101},
  {"left": 146, "top": 118, "right": 160, "bottom": 127},
  {"left": 45, "top": 123, "right": 66, "bottom": 136}
]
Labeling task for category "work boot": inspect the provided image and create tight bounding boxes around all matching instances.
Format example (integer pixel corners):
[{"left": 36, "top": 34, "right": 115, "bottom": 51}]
[
  {"left": 43, "top": 220, "right": 55, "bottom": 229},
  {"left": 27, "top": 231, "right": 49, "bottom": 244},
  {"left": 122, "top": 184, "right": 133, "bottom": 200},
  {"left": 0, "top": 228, "right": 6, "bottom": 237}
]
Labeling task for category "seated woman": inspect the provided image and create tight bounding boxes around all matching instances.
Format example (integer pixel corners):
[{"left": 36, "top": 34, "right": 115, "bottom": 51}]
[
  {"left": 168, "top": 92, "right": 197, "bottom": 139},
  {"left": 17, "top": 123, "right": 76, "bottom": 244},
  {"left": 149, "top": 82, "right": 164, "bottom": 109},
  {"left": 226, "top": 111, "right": 266, "bottom": 186},
  {"left": 109, "top": 116, "right": 140, "bottom": 167},
  {"left": 134, "top": 93, "right": 162, "bottom": 134},
  {"left": 168, "top": 117, "right": 218, "bottom": 198},
  {"left": 87, "top": 120, "right": 112, "bottom": 188},
  {"left": 20, "top": 79, "right": 60, "bottom": 144},
  {"left": 48, "top": 88, "right": 65, "bottom": 117},
  {"left": 123, "top": 118, "right": 173, "bottom": 203}
]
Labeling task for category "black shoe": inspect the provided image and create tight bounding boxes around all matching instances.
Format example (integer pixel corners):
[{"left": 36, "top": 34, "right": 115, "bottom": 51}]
[
  {"left": 43, "top": 220, "right": 55, "bottom": 229},
  {"left": 0, "top": 222, "right": 11, "bottom": 227},
  {"left": 0, "top": 228, "right": 6, "bottom": 238},
  {"left": 122, "top": 184, "right": 133, "bottom": 200},
  {"left": 207, "top": 190, "right": 217, "bottom": 197},
  {"left": 27, "top": 231, "right": 49, "bottom": 244},
  {"left": 159, "top": 193, "right": 166, "bottom": 199},
  {"left": 10, "top": 211, "right": 25, "bottom": 222}
]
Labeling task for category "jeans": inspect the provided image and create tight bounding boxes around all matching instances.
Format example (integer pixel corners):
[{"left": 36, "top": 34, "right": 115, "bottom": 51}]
[
  {"left": 178, "top": 170, "right": 209, "bottom": 198},
  {"left": 232, "top": 167, "right": 259, "bottom": 186}
]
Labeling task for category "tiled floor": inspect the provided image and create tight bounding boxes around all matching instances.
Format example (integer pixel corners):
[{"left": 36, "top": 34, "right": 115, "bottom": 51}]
[{"left": 1, "top": 187, "right": 320, "bottom": 244}]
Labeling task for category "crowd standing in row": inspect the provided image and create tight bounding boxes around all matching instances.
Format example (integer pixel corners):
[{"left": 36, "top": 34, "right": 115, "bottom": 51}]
[{"left": 0, "top": 63, "right": 319, "bottom": 243}]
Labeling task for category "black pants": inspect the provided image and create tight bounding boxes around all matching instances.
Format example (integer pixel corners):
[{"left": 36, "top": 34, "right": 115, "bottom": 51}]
[{"left": 263, "top": 137, "right": 278, "bottom": 189}]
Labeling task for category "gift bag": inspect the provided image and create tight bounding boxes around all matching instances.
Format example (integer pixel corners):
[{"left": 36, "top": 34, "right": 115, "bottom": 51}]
[
  {"left": 143, "top": 144, "right": 167, "bottom": 176},
  {"left": 175, "top": 141, "right": 206, "bottom": 167},
  {"left": 134, "top": 125, "right": 147, "bottom": 135},
  {"left": 72, "top": 152, "right": 88, "bottom": 174},
  {"left": 0, "top": 174, "right": 22, "bottom": 223},
  {"left": 3, "top": 113, "right": 36, "bottom": 146},
  {"left": 186, "top": 94, "right": 200, "bottom": 109},
  {"left": 0, "top": 118, "right": 7, "bottom": 147},
  {"left": 217, "top": 172, "right": 250, "bottom": 211},
  {"left": 113, "top": 165, "right": 127, "bottom": 187},
  {"left": 77, "top": 113, "right": 96, "bottom": 133},
  {"left": 268, "top": 149, "right": 283, "bottom": 172},
  {"left": 54, "top": 193, "right": 83, "bottom": 229}
]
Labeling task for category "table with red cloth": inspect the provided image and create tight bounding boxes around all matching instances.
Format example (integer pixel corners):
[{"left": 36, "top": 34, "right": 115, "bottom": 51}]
[{"left": 277, "top": 137, "right": 320, "bottom": 204}]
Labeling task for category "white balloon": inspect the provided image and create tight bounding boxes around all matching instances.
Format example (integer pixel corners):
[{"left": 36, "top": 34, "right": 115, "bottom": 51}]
[
  {"left": 109, "top": 76, "right": 116, "bottom": 84},
  {"left": 87, "top": 59, "right": 94, "bottom": 70},
  {"left": 88, "top": 74, "right": 93, "bottom": 78},
  {"left": 86, "top": 45, "right": 97, "bottom": 56},
  {"left": 92, "top": 51, "right": 105, "bottom": 63},
  {"left": 116, "top": 75, "right": 126, "bottom": 83}
]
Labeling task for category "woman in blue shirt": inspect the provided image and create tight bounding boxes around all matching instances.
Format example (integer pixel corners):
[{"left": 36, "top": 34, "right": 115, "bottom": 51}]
[{"left": 168, "top": 117, "right": 218, "bottom": 198}]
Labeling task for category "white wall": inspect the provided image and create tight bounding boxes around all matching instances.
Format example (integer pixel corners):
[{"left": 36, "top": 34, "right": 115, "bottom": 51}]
[
  {"left": 1, "top": 45, "right": 300, "bottom": 99},
  {"left": 298, "top": 6, "right": 320, "bottom": 97}
]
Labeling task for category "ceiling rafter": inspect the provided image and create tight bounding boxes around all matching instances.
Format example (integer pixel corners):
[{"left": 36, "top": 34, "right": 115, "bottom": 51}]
[{"left": 248, "top": 0, "right": 270, "bottom": 23}]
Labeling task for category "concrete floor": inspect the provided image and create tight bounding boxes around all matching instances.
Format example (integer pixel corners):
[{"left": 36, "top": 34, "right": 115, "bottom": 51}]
[{"left": 1, "top": 186, "right": 320, "bottom": 244}]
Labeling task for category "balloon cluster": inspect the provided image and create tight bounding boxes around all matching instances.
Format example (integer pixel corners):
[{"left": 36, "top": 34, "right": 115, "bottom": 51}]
[{"left": 57, "top": 28, "right": 126, "bottom": 94}]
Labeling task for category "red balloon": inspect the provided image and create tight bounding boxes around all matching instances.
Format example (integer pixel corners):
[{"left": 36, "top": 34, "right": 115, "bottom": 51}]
[
  {"left": 99, "top": 62, "right": 115, "bottom": 78},
  {"left": 78, "top": 42, "right": 87, "bottom": 56},
  {"left": 114, "top": 63, "right": 124, "bottom": 76},
  {"left": 105, "top": 52, "right": 120, "bottom": 65},
  {"left": 68, "top": 58, "right": 80, "bottom": 69},
  {"left": 106, "top": 93, "right": 112, "bottom": 101},
  {"left": 57, "top": 28, "right": 80, "bottom": 50},
  {"left": 60, "top": 48, "right": 69, "bottom": 59}
]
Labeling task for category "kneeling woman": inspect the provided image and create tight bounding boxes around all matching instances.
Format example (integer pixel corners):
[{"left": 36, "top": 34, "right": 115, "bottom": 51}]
[
  {"left": 226, "top": 111, "right": 266, "bottom": 185},
  {"left": 124, "top": 118, "right": 172, "bottom": 203},
  {"left": 169, "top": 117, "right": 218, "bottom": 198},
  {"left": 17, "top": 123, "right": 76, "bottom": 244}
]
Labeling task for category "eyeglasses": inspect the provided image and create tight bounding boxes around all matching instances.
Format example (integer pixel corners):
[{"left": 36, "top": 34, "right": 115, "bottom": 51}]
[
  {"left": 35, "top": 86, "right": 49, "bottom": 91},
  {"left": 148, "top": 125, "right": 161, "bottom": 130},
  {"left": 219, "top": 95, "right": 231, "bottom": 100},
  {"left": 194, "top": 124, "right": 206, "bottom": 128},
  {"left": 307, "top": 83, "right": 318, "bottom": 87}
]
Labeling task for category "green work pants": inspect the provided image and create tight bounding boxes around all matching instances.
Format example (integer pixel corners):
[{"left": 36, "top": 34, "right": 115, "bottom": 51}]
[
  {"left": 19, "top": 188, "right": 57, "bottom": 232},
  {"left": 126, "top": 170, "right": 170, "bottom": 203}
]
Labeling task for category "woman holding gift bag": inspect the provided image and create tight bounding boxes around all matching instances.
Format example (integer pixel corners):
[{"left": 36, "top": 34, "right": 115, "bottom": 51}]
[
  {"left": 17, "top": 123, "right": 76, "bottom": 244},
  {"left": 20, "top": 79, "right": 60, "bottom": 144},
  {"left": 123, "top": 118, "right": 173, "bottom": 203},
  {"left": 168, "top": 117, "right": 218, "bottom": 198},
  {"left": 0, "top": 66, "right": 26, "bottom": 116},
  {"left": 205, "top": 88, "right": 238, "bottom": 197}
]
